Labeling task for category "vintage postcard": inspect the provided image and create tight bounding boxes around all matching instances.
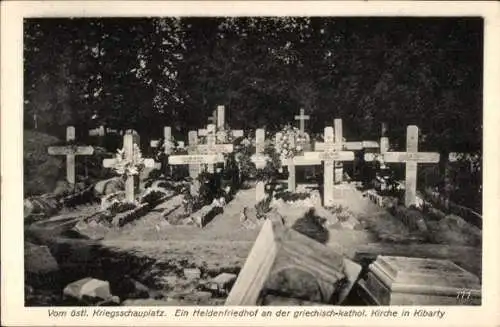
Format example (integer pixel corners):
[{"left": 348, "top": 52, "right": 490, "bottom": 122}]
[{"left": 1, "top": 1, "right": 499, "bottom": 326}]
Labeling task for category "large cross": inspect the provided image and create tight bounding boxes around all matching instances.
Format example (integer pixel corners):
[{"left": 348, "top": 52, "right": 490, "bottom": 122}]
[
  {"left": 199, "top": 105, "right": 244, "bottom": 141},
  {"left": 314, "top": 119, "right": 345, "bottom": 183},
  {"left": 364, "top": 125, "right": 440, "bottom": 207},
  {"left": 48, "top": 126, "right": 94, "bottom": 185},
  {"left": 168, "top": 130, "right": 225, "bottom": 177},
  {"left": 208, "top": 109, "right": 217, "bottom": 125},
  {"left": 103, "top": 133, "right": 158, "bottom": 202},
  {"left": 309, "top": 126, "right": 354, "bottom": 206},
  {"left": 294, "top": 108, "right": 310, "bottom": 137},
  {"left": 198, "top": 124, "right": 233, "bottom": 173}
]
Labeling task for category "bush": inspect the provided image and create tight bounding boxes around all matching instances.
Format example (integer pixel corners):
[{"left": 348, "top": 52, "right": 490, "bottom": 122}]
[{"left": 24, "top": 130, "right": 63, "bottom": 196}]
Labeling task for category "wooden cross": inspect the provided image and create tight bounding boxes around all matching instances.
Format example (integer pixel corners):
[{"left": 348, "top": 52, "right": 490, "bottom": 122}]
[
  {"left": 364, "top": 125, "right": 440, "bottom": 207},
  {"left": 251, "top": 129, "right": 269, "bottom": 201},
  {"left": 208, "top": 109, "right": 217, "bottom": 125},
  {"left": 89, "top": 125, "right": 106, "bottom": 137},
  {"left": 169, "top": 128, "right": 225, "bottom": 178},
  {"left": 150, "top": 126, "right": 173, "bottom": 155},
  {"left": 215, "top": 105, "right": 244, "bottom": 141},
  {"left": 314, "top": 119, "right": 345, "bottom": 183},
  {"left": 103, "top": 133, "right": 158, "bottom": 202},
  {"left": 198, "top": 124, "right": 233, "bottom": 173},
  {"left": 187, "top": 131, "right": 201, "bottom": 179},
  {"left": 308, "top": 126, "right": 355, "bottom": 206},
  {"left": 48, "top": 126, "right": 94, "bottom": 185},
  {"left": 294, "top": 108, "right": 310, "bottom": 137}
]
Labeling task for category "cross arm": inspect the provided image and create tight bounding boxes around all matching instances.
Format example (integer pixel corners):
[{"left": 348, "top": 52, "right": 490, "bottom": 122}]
[{"left": 48, "top": 145, "right": 94, "bottom": 156}]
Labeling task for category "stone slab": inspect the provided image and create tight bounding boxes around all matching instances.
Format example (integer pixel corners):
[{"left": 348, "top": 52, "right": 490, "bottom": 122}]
[{"left": 361, "top": 255, "right": 481, "bottom": 305}]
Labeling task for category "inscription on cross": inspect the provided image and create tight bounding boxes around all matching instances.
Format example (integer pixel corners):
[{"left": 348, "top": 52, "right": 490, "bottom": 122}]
[
  {"left": 103, "top": 133, "right": 159, "bottom": 202},
  {"left": 314, "top": 127, "right": 354, "bottom": 206},
  {"left": 169, "top": 128, "right": 225, "bottom": 178},
  {"left": 197, "top": 124, "right": 233, "bottom": 173},
  {"left": 364, "top": 125, "right": 440, "bottom": 207},
  {"left": 314, "top": 119, "right": 346, "bottom": 182},
  {"left": 48, "top": 126, "right": 94, "bottom": 185}
]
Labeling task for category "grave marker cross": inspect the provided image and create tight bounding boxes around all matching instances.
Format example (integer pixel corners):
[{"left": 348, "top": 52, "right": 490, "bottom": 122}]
[
  {"left": 314, "top": 119, "right": 346, "bottom": 182},
  {"left": 294, "top": 108, "right": 310, "bottom": 137},
  {"left": 103, "top": 133, "right": 159, "bottom": 202},
  {"left": 364, "top": 125, "right": 440, "bottom": 207},
  {"left": 314, "top": 126, "right": 354, "bottom": 206},
  {"left": 250, "top": 129, "right": 269, "bottom": 201},
  {"left": 150, "top": 126, "right": 173, "bottom": 155},
  {"left": 48, "top": 126, "right": 94, "bottom": 185}
]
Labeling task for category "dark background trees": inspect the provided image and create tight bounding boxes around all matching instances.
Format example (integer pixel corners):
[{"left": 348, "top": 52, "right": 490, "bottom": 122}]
[{"left": 23, "top": 17, "right": 483, "bottom": 208}]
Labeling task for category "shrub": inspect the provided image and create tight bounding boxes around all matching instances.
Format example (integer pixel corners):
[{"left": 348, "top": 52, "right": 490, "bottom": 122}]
[{"left": 24, "top": 130, "right": 63, "bottom": 196}]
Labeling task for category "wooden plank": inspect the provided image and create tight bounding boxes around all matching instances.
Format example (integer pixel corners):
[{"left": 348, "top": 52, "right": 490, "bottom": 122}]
[
  {"left": 168, "top": 154, "right": 223, "bottom": 165},
  {"left": 383, "top": 152, "right": 440, "bottom": 163},
  {"left": 225, "top": 220, "right": 278, "bottom": 305},
  {"left": 217, "top": 105, "right": 225, "bottom": 130},
  {"left": 344, "top": 142, "right": 363, "bottom": 150},
  {"left": 197, "top": 144, "right": 234, "bottom": 154},
  {"left": 48, "top": 146, "right": 94, "bottom": 156}
]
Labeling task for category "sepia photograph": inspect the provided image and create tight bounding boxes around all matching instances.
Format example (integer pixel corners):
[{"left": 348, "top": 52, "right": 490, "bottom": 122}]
[
  {"left": 21, "top": 15, "right": 484, "bottom": 308},
  {"left": 2, "top": 2, "right": 500, "bottom": 326}
]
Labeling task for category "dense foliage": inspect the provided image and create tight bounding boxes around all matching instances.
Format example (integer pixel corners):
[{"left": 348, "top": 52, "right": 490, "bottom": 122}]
[{"left": 24, "top": 17, "right": 483, "bottom": 209}]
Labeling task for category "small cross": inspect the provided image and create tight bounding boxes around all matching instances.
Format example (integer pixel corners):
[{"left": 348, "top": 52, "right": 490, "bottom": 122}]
[
  {"left": 150, "top": 126, "right": 173, "bottom": 155},
  {"left": 208, "top": 110, "right": 217, "bottom": 125},
  {"left": 364, "top": 125, "right": 440, "bottom": 207},
  {"left": 294, "top": 108, "right": 310, "bottom": 136},
  {"left": 103, "top": 133, "right": 159, "bottom": 202},
  {"left": 304, "top": 126, "right": 354, "bottom": 206},
  {"left": 48, "top": 126, "right": 94, "bottom": 185}
]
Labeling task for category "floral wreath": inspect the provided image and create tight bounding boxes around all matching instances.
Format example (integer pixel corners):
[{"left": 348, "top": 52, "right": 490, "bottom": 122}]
[
  {"left": 274, "top": 125, "right": 305, "bottom": 160},
  {"left": 113, "top": 143, "right": 145, "bottom": 176}
]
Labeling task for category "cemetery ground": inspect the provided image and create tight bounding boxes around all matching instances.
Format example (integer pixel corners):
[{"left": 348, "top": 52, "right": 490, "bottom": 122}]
[
  {"left": 26, "top": 131, "right": 481, "bottom": 305},
  {"left": 24, "top": 125, "right": 482, "bottom": 306}
]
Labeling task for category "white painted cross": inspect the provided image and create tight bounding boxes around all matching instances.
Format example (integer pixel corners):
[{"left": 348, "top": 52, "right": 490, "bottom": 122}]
[
  {"left": 305, "top": 126, "right": 355, "bottom": 206},
  {"left": 150, "top": 126, "right": 173, "bottom": 155},
  {"left": 250, "top": 129, "right": 269, "bottom": 201},
  {"left": 89, "top": 125, "right": 105, "bottom": 137},
  {"left": 294, "top": 108, "right": 310, "bottom": 137},
  {"left": 187, "top": 131, "right": 202, "bottom": 179},
  {"left": 48, "top": 126, "right": 94, "bottom": 185},
  {"left": 169, "top": 128, "right": 225, "bottom": 179},
  {"left": 364, "top": 125, "right": 440, "bottom": 207},
  {"left": 198, "top": 124, "right": 233, "bottom": 173},
  {"left": 215, "top": 105, "right": 244, "bottom": 141},
  {"left": 314, "top": 119, "right": 345, "bottom": 183},
  {"left": 103, "top": 133, "right": 159, "bottom": 202}
]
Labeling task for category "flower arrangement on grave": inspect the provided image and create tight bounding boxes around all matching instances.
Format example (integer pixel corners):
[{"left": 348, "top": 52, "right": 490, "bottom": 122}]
[
  {"left": 112, "top": 144, "right": 145, "bottom": 177},
  {"left": 274, "top": 125, "right": 304, "bottom": 160},
  {"left": 254, "top": 144, "right": 282, "bottom": 183},
  {"left": 216, "top": 123, "right": 239, "bottom": 144},
  {"left": 138, "top": 186, "right": 170, "bottom": 204},
  {"left": 101, "top": 192, "right": 138, "bottom": 214}
]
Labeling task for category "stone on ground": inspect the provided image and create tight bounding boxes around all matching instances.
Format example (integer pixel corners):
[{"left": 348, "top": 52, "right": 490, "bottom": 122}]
[
  {"left": 183, "top": 268, "right": 201, "bottom": 280},
  {"left": 63, "top": 277, "right": 112, "bottom": 302},
  {"left": 206, "top": 273, "right": 237, "bottom": 294}
]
